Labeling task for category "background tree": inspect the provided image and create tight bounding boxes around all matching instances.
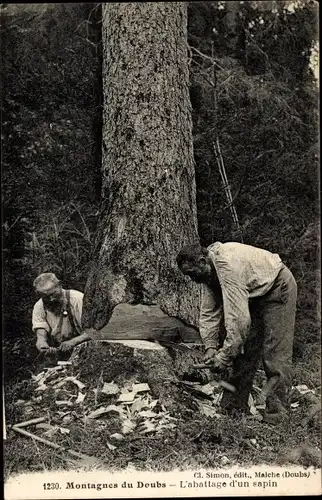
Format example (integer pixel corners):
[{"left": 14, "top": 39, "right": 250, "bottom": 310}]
[{"left": 82, "top": 2, "right": 199, "bottom": 331}]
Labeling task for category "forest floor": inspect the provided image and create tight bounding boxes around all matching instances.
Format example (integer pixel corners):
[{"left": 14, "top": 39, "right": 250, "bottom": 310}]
[{"left": 3, "top": 341, "right": 321, "bottom": 479}]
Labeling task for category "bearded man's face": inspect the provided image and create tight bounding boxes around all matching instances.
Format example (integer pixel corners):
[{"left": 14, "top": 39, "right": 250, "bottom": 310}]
[{"left": 40, "top": 286, "right": 63, "bottom": 313}]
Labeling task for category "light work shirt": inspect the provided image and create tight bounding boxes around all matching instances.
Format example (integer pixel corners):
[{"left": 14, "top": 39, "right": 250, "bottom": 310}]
[
  {"left": 32, "top": 290, "right": 83, "bottom": 343},
  {"left": 200, "top": 242, "right": 283, "bottom": 361}
]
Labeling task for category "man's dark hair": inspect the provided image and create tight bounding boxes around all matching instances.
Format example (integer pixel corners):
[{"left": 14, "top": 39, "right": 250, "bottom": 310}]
[{"left": 176, "top": 243, "right": 208, "bottom": 268}]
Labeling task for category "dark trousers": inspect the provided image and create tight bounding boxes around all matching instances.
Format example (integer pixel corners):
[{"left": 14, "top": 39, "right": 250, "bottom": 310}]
[{"left": 221, "top": 265, "right": 297, "bottom": 413}]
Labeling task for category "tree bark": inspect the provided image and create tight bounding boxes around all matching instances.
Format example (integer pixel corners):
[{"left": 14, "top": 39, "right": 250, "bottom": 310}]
[{"left": 83, "top": 2, "right": 199, "bottom": 331}]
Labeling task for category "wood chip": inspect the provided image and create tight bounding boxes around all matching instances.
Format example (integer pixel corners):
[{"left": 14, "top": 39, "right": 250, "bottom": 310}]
[
  {"left": 200, "top": 383, "right": 214, "bottom": 396},
  {"left": 121, "top": 419, "right": 136, "bottom": 434},
  {"left": 106, "top": 440, "right": 117, "bottom": 450},
  {"left": 110, "top": 433, "right": 124, "bottom": 441},
  {"left": 35, "top": 384, "right": 47, "bottom": 392},
  {"left": 139, "top": 421, "right": 156, "bottom": 434},
  {"left": 131, "top": 397, "right": 148, "bottom": 413},
  {"left": 118, "top": 392, "right": 135, "bottom": 402},
  {"left": 59, "top": 427, "right": 70, "bottom": 435},
  {"left": 138, "top": 410, "right": 158, "bottom": 418},
  {"left": 132, "top": 383, "right": 150, "bottom": 393},
  {"left": 87, "top": 405, "right": 125, "bottom": 419},
  {"left": 295, "top": 384, "right": 314, "bottom": 395},
  {"left": 248, "top": 393, "right": 259, "bottom": 415},
  {"left": 101, "top": 382, "right": 119, "bottom": 395},
  {"left": 67, "top": 377, "right": 86, "bottom": 390},
  {"left": 75, "top": 392, "right": 86, "bottom": 404}
]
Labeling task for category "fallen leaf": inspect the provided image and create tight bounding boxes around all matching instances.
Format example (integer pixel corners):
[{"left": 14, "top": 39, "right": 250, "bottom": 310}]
[
  {"left": 132, "top": 383, "right": 150, "bottom": 393},
  {"left": 16, "top": 400, "right": 25, "bottom": 405},
  {"left": 101, "top": 382, "right": 119, "bottom": 395},
  {"left": 291, "top": 401, "right": 300, "bottom": 408},
  {"left": 149, "top": 399, "right": 158, "bottom": 408}
]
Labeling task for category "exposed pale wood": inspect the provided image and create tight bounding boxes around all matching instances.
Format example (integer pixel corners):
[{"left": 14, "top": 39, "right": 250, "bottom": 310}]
[{"left": 86, "top": 304, "right": 202, "bottom": 343}]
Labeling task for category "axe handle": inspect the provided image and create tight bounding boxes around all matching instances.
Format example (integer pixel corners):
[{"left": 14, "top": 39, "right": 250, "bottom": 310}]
[{"left": 193, "top": 364, "right": 236, "bottom": 393}]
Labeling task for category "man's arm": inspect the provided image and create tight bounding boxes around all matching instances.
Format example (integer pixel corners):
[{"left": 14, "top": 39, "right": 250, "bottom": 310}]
[
  {"left": 61, "top": 331, "right": 92, "bottom": 348},
  {"left": 35, "top": 328, "right": 50, "bottom": 351},
  {"left": 32, "top": 300, "right": 51, "bottom": 351},
  {"left": 200, "top": 284, "right": 224, "bottom": 350},
  {"left": 215, "top": 276, "right": 251, "bottom": 365}
]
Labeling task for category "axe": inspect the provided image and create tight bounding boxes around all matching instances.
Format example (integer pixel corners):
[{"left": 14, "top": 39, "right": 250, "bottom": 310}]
[{"left": 193, "top": 362, "right": 236, "bottom": 393}]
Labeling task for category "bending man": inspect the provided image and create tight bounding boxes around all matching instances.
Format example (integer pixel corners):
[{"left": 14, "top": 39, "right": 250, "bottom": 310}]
[{"left": 176, "top": 241, "right": 297, "bottom": 424}]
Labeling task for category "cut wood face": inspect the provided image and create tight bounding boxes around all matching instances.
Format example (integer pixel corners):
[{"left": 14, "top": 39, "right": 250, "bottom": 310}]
[
  {"left": 85, "top": 303, "right": 202, "bottom": 343},
  {"left": 100, "top": 340, "right": 166, "bottom": 351}
]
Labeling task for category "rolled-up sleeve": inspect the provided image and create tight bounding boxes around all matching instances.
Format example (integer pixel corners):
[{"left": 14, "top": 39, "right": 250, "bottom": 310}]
[
  {"left": 32, "top": 300, "right": 49, "bottom": 332},
  {"left": 199, "top": 284, "right": 224, "bottom": 350}
]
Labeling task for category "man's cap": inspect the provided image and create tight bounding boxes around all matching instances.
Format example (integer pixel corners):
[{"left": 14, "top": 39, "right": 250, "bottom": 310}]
[{"left": 33, "top": 273, "right": 60, "bottom": 293}]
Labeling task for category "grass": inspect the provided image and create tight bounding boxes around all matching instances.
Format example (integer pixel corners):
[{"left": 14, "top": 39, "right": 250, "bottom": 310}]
[{"left": 3, "top": 344, "right": 321, "bottom": 479}]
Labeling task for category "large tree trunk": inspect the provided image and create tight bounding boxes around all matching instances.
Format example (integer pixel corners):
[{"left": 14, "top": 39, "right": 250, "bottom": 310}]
[{"left": 83, "top": 2, "right": 199, "bottom": 331}]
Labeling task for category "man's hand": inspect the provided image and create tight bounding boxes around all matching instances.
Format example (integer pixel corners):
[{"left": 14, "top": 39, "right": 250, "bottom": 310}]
[
  {"left": 205, "top": 351, "right": 233, "bottom": 379},
  {"left": 36, "top": 341, "right": 56, "bottom": 356},
  {"left": 204, "top": 347, "right": 218, "bottom": 363},
  {"left": 44, "top": 347, "right": 58, "bottom": 356},
  {"left": 59, "top": 339, "right": 76, "bottom": 353}
]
